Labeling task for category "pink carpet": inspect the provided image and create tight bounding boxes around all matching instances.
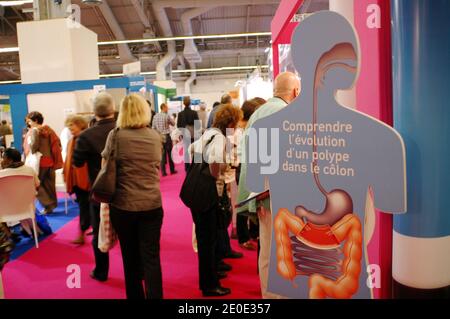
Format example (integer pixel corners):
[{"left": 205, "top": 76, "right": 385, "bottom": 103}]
[{"left": 2, "top": 165, "right": 261, "bottom": 299}]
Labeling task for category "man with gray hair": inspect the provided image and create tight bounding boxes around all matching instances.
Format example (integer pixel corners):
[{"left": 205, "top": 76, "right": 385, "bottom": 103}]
[{"left": 73, "top": 91, "right": 116, "bottom": 282}]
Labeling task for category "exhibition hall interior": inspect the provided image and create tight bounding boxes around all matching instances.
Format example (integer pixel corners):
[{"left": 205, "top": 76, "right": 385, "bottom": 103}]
[{"left": 0, "top": 0, "right": 448, "bottom": 301}]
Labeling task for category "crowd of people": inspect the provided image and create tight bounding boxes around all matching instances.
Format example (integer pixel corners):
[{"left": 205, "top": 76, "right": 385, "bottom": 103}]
[{"left": 0, "top": 71, "right": 301, "bottom": 299}]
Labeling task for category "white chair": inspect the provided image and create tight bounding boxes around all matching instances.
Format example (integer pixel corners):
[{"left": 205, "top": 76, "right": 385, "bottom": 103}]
[
  {"left": 55, "top": 169, "right": 71, "bottom": 215},
  {"left": 0, "top": 175, "right": 39, "bottom": 248},
  {"left": 4, "top": 134, "right": 13, "bottom": 148}
]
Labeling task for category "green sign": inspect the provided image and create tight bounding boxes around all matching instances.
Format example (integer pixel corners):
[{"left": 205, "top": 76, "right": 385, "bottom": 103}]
[
  {"left": 156, "top": 87, "right": 177, "bottom": 98},
  {"left": 167, "top": 88, "right": 177, "bottom": 98}
]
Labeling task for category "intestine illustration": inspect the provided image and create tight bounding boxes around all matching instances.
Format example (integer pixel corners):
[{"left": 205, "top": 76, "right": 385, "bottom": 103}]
[{"left": 274, "top": 42, "right": 363, "bottom": 299}]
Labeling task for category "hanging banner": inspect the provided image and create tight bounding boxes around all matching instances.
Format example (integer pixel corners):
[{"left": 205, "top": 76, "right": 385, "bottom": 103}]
[{"left": 245, "top": 11, "right": 407, "bottom": 299}]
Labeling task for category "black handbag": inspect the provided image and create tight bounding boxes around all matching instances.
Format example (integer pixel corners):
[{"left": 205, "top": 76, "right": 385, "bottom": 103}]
[
  {"left": 91, "top": 128, "right": 119, "bottom": 204},
  {"left": 217, "top": 188, "right": 232, "bottom": 229},
  {"left": 180, "top": 135, "right": 219, "bottom": 213}
]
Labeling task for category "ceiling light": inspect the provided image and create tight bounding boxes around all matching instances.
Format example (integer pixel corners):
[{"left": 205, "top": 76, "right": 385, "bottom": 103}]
[
  {"left": 171, "top": 65, "right": 269, "bottom": 74},
  {"left": 0, "top": 47, "right": 19, "bottom": 53},
  {"left": 99, "top": 73, "right": 123, "bottom": 78},
  {"left": 99, "top": 65, "right": 269, "bottom": 78},
  {"left": 0, "top": 32, "right": 271, "bottom": 54},
  {"left": 98, "top": 32, "right": 272, "bottom": 46},
  {"left": 1, "top": 65, "right": 269, "bottom": 82},
  {"left": 99, "top": 71, "right": 156, "bottom": 78},
  {"left": 0, "top": 1, "right": 33, "bottom": 6},
  {"left": 0, "top": 80, "right": 21, "bottom": 84},
  {"left": 81, "top": 0, "right": 103, "bottom": 5}
]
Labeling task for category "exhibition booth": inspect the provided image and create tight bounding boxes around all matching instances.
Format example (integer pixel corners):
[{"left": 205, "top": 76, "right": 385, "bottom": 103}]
[
  {"left": 0, "top": 77, "right": 160, "bottom": 153},
  {"left": 0, "top": 0, "right": 449, "bottom": 301}
]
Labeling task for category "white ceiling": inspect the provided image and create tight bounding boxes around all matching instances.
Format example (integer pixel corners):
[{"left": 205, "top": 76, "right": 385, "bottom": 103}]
[{"left": 0, "top": 0, "right": 329, "bottom": 81}]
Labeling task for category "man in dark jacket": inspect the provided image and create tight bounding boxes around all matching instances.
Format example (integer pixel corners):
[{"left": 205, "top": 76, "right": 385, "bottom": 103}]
[
  {"left": 147, "top": 100, "right": 156, "bottom": 127},
  {"left": 72, "top": 92, "right": 116, "bottom": 282},
  {"left": 177, "top": 96, "right": 199, "bottom": 172}
]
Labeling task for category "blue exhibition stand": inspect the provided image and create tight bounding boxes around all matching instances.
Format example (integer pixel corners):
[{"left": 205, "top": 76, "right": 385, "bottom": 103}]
[{"left": 0, "top": 76, "right": 159, "bottom": 153}]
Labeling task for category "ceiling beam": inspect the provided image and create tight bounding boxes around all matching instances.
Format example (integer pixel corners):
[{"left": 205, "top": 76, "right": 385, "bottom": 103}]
[
  {"left": 150, "top": 0, "right": 279, "bottom": 9},
  {"left": 12, "top": 6, "right": 26, "bottom": 21},
  {"left": 130, "top": 0, "right": 150, "bottom": 28},
  {"left": 97, "top": 0, "right": 136, "bottom": 62},
  {"left": 130, "top": 0, "right": 161, "bottom": 52},
  {"left": 197, "top": 15, "right": 205, "bottom": 46},
  {"left": 0, "top": 17, "right": 16, "bottom": 33},
  {"left": 92, "top": 5, "right": 115, "bottom": 41},
  {"left": 246, "top": 5, "right": 250, "bottom": 44}
]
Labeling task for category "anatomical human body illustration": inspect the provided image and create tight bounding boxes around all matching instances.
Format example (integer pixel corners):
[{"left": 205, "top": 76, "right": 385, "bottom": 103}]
[
  {"left": 275, "top": 41, "right": 363, "bottom": 299},
  {"left": 245, "top": 12, "right": 407, "bottom": 299}
]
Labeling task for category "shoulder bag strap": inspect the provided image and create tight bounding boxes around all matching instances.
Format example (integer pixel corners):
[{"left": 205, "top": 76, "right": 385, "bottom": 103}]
[
  {"left": 109, "top": 127, "right": 120, "bottom": 161},
  {"left": 197, "top": 133, "right": 217, "bottom": 165}
]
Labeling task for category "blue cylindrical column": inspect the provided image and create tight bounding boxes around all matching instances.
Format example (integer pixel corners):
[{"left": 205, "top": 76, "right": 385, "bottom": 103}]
[{"left": 391, "top": 0, "right": 450, "bottom": 298}]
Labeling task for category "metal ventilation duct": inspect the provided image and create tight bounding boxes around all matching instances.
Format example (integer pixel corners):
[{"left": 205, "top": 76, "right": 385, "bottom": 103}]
[{"left": 181, "top": 7, "right": 210, "bottom": 64}]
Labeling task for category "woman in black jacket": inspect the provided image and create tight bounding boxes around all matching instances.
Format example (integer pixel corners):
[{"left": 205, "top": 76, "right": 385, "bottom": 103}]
[{"left": 186, "top": 104, "right": 242, "bottom": 297}]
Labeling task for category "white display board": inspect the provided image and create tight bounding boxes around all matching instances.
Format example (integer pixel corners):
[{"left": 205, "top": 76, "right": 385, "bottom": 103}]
[{"left": 27, "top": 92, "right": 78, "bottom": 136}]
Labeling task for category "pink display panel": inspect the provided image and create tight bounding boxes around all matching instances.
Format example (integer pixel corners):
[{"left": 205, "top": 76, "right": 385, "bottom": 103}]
[{"left": 271, "top": 0, "right": 303, "bottom": 77}]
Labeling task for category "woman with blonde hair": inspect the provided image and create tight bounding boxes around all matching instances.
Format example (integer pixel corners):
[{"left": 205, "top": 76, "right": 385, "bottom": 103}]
[
  {"left": 102, "top": 93, "right": 163, "bottom": 299},
  {"left": 63, "top": 115, "right": 90, "bottom": 245}
]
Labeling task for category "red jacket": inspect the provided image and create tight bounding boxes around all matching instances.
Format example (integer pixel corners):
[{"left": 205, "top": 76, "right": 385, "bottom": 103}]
[
  {"left": 63, "top": 137, "right": 90, "bottom": 193},
  {"left": 38, "top": 125, "right": 64, "bottom": 170}
]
